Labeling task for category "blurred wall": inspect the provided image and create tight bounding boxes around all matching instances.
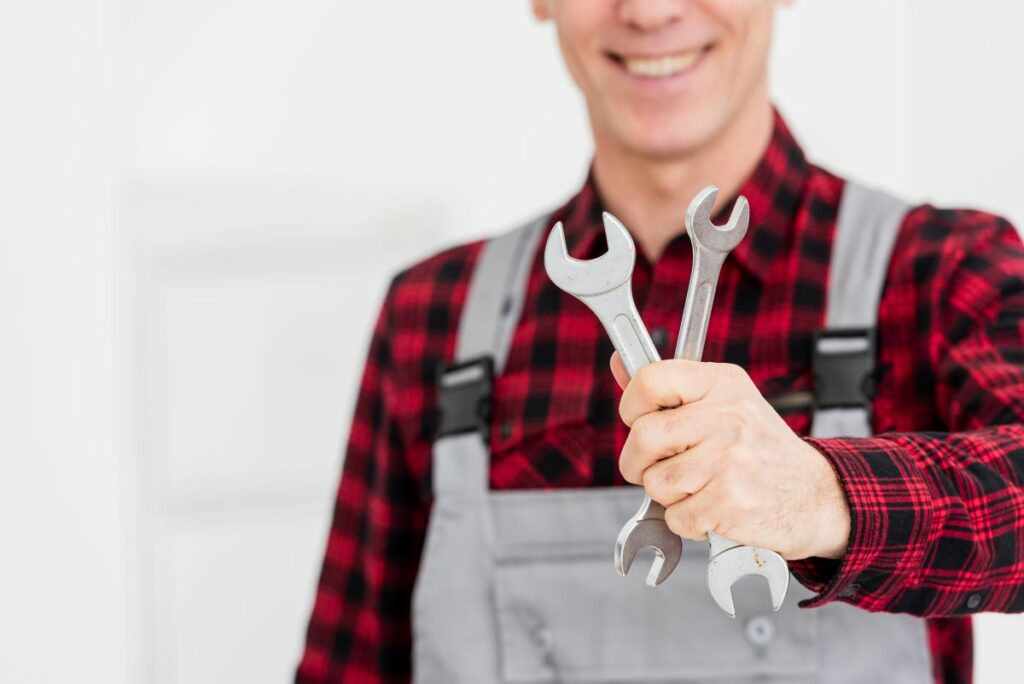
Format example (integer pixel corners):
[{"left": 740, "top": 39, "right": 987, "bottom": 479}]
[{"left": 1, "top": 1, "right": 1022, "bottom": 683}]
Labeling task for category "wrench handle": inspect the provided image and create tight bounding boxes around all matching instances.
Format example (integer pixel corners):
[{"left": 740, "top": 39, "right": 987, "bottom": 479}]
[
  {"left": 634, "top": 493, "right": 667, "bottom": 521},
  {"left": 610, "top": 311, "right": 661, "bottom": 377},
  {"left": 680, "top": 238, "right": 789, "bottom": 613},
  {"left": 585, "top": 287, "right": 661, "bottom": 378},
  {"left": 675, "top": 249, "right": 754, "bottom": 553},
  {"left": 707, "top": 530, "right": 738, "bottom": 556},
  {"left": 675, "top": 250, "right": 726, "bottom": 361}
]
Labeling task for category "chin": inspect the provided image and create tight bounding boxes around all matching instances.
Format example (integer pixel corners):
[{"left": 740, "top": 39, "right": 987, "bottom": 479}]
[{"left": 618, "top": 109, "right": 720, "bottom": 160}]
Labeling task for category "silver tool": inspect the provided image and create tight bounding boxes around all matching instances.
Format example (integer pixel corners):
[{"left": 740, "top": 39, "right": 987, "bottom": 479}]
[
  {"left": 677, "top": 186, "right": 790, "bottom": 618},
  {"left": 543, "top": 213, "right": 683, "bottom": 587}
]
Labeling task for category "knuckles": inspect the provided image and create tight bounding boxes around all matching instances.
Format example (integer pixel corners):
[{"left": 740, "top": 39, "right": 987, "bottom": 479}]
[
  {"left": 724, "top": 398, "right": 761, "bottom": 431},
  {"left": 664, "top": 504, "right": 697, "bottom": 539},
  {"left": 618, "top": 455, "right": 641, "bottom": 485},
  {"left": 619, "top": 364, "right": 657, "bottom": 424},
  {"left": 665, "top": 503, "right": 714, "bottom": 541},
  {"left": 629, "top": 412, "right": 658, "bottom": 455},
  {"left": 634, "top": 364, "right": 665, "bottom": 406},
  {"left": 712, "top": 398, "right": 767, "bottom": 446},
  {"left": 641, "top": 465, "right": 663, "bottom": 501},
  {"left": 642, "top": 461, "right": 677, "bottom": 505},
  {"left": 718, "top": 362, "right": 752, "bottom": 388},
  {"left": 618, "top": 420, "right": 654, "bottom": 484}
]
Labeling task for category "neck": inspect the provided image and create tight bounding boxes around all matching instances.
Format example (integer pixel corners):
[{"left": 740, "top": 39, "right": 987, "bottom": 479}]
[{"left": 591, "top": 95, "right": 774, "bottom": 263}]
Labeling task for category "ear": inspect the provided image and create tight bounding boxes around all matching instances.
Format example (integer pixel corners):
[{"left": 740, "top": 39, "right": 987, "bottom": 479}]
[{"left": 532, "top": 0, "right": 551, "bottom": 21}]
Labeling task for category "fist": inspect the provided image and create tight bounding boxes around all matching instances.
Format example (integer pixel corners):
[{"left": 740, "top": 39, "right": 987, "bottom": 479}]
[{"left": 611, "top": 352, "right": 851, "bottom": 561}]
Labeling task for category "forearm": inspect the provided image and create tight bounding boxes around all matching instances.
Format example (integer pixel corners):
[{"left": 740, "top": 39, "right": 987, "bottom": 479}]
[{"left": 790, "top": 425, "right": 1024, "bottom": 616}]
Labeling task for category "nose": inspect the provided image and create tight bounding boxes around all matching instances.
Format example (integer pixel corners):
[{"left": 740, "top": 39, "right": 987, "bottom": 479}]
[{"left": 618, "top": 0, "right": 689, "bottom": 32}]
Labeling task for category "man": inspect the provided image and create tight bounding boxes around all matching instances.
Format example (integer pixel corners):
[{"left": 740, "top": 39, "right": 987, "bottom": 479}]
[{"left": 297, "top": 1, "right": 1024, "bottom": 682}]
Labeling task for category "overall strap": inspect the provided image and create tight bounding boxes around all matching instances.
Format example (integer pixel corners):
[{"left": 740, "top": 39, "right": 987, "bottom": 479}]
[
  {"left": 810, "top": 182, "right": 911, "bottom": 438},
  {"left": 456, "top": 215, "right": 549, "bottom": 370},
  {"left": 432, "top": 214, "right": 549, "bottom": 496}
]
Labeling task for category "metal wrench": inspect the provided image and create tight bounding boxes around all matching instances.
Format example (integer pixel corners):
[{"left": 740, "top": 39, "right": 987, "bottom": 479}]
[
  {"left": 543, "top": 212, "right": 683, "bottom": 587},
  {"left": 677, "top": 186, "right": 790, "bottom": 618}
]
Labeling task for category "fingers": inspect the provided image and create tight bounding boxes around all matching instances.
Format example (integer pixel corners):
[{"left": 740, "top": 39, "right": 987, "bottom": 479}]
[
  {"left": 663, "top": 481, "right": 753, "bottom": 543},
  {"left": 663, "top": 470, "right": 767, "bottom": 544},
  {"left": 638, "top": 441, "right": 720, "bottom": 506},
  {"left": 609, "top": 351, "right": 629, "bottom": 390},
  {"left": 618, "top": 401, "right": 727, "bottom": 484},
  {"left": 663, "top": 487, "right": 720, "bottom": 542},
  {"left": 619, "top": 360, "right": 749, "bottom": 426}
]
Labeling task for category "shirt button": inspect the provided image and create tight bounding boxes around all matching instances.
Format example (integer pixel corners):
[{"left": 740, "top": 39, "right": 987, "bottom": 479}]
[
  {"left": 839, "top": 583, "right": 860, "bottom": 599},
  {"left": 650, "top": 326, "right": 668, "bottom": 351},
  {"left": 531, "top": 623, "right": 554, "bottom": 652},
  {"left": 745, "top": 615, "right": 776, "bottom": 647},
  {"left": 966, "top": 594, "right": 982, "bottom": 611}
]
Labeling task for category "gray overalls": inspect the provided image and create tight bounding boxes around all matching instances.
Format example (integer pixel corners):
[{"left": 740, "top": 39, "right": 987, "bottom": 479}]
[{"left": 411, "top": 183, "right": 933, "bottom": 683}]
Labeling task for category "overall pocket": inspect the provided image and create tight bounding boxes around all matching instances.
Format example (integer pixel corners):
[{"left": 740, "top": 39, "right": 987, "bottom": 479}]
[{"left": 489, "top": 488, "right": 819, "bottom": 683}]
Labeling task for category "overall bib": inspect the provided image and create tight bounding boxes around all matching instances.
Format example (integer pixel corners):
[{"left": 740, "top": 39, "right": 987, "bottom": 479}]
[{"left": 411, "top": 183, "right": 933, "bottom": 683}]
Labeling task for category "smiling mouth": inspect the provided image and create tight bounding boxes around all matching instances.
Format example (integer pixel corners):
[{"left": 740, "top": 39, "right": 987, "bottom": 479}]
[{"left": 608, "top": 47, "right": 710, "bottom": 78}]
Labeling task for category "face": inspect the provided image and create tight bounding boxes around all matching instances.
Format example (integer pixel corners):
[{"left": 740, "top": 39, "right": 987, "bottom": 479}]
[{"left": 533, "top": 0, "right": 779, "bottom": 160}]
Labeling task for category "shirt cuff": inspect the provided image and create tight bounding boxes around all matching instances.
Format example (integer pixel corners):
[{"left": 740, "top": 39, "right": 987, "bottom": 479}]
[{"left": 789, "top": 435, "right": 934, "bottom": 609}]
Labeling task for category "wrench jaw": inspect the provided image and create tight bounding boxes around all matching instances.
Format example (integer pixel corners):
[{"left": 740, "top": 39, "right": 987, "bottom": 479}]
[
  {"left": 615, "top": 519, "right": 683, "bottom": 587},
  {"left": 599, "top": 212, "right": 637, "bottom": 260},
  {"left": 543, "top": 214, "right": 636, "bottom": 297},
  {"left": 685, "top": 185, "right": 750, "bottom": 254},
  {"left": 706, "top": 545, "right": 791, "bottom": 618}
]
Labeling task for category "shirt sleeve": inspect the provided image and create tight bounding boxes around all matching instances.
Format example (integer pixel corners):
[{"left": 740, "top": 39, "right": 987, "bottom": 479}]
[
  {"left": 789, "top": 212, "right": 1024, "bottom": 616},
  {"left": 296, "top": 277, "right": 429, "bottom": 683}
]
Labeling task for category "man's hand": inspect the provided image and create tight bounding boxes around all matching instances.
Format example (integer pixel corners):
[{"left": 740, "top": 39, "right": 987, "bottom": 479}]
[{"left": 611, "top": 352, "right": 851, "bottom": 561}]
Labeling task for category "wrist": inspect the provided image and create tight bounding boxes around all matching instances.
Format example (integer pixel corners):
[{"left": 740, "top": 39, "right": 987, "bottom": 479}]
[
  {"left": 804, "top": 441, "right": 851, "bottom": 560},
  {"left": 814, "top": 457, "right": 851, "bottom": 560}
]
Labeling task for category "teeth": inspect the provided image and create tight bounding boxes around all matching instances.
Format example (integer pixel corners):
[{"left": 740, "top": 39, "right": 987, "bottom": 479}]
[{"left": 623, "top": 50, "right": 701, "bottom": 78}]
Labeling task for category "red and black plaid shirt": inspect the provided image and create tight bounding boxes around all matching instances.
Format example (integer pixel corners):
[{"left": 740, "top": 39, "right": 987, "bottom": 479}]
[{"left": 296, "top": 114, "right": 1024, "bottom": 684}]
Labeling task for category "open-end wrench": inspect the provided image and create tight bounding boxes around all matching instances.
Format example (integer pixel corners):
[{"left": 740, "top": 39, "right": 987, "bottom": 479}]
[
  {"left": 543, "top": 212, "right": 683, "bottom": 587},
  {"left": 677, "top": 186, "right": 790, "bottom": 617}
]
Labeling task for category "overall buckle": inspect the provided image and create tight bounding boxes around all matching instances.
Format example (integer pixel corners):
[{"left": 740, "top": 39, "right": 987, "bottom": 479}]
[
  {"left": 436, "top": 356, "right": 494, "bottom": 439},
  {"left": 812, "top": 328, "right": 876, "bottom": 410}
]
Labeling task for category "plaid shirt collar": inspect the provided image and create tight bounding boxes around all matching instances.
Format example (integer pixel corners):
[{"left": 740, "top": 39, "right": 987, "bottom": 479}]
[{"left": 559, "top": 110, "right": 807, "bottom": 282}]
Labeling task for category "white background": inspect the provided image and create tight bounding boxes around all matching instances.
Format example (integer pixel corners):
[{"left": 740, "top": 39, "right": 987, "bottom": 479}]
[{"left": 2, "top": 1, "right": 1023, "bottom": 682}]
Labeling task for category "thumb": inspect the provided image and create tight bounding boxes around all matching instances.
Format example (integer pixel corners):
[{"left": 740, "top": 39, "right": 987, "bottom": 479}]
[{"left": 609, "top": 351, "right": 630, "bottom": 389}]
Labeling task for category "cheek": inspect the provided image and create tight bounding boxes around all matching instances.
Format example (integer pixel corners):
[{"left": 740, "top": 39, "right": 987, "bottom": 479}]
[
  {"left": 699, "top": 0, "right": 774, "bottom": 79},
  {"left": 698, "top": 0, "right": 760, "bottom": 32},
  {"left": 552, "top": 1, "right": 613, "bottom": 86}
]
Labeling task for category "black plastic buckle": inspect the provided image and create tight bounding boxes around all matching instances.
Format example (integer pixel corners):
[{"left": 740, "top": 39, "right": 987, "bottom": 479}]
[
  {"left": 812, "top": 328, "right": 876, "bottom": 410},
  {"left": 436, "top": 356, "right": 494, "bottom": 439}
]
